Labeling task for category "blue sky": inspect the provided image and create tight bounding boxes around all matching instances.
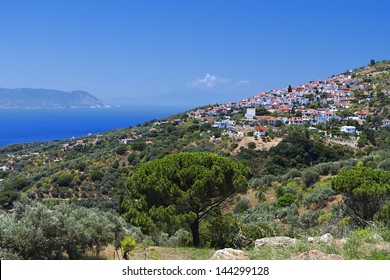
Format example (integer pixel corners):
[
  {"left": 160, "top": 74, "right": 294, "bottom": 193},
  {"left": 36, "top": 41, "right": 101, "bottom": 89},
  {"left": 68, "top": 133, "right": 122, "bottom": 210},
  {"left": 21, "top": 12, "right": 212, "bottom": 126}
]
[{"left": 0, "top": 0, "right": 389, "bottom": 106}]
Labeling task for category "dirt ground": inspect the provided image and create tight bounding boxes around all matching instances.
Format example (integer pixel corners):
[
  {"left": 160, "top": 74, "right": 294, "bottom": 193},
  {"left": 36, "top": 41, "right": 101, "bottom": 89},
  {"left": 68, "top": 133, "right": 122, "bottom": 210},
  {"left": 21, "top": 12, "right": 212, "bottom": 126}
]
[{"left": 233, "top": 137, "right": 282, "bottom": 154}]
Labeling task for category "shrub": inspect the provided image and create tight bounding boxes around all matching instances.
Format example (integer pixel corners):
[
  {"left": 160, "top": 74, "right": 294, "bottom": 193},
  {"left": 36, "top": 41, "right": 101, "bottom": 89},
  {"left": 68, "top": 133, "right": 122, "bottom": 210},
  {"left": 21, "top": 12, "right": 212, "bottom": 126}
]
[
  {"left": 121, "top": 236, "right": 137, "bottom": 259},
  {"left": 90, "top": 170, "right": 104, "bottom": 181},
  {"left": 303, "top": 188, "right": 335, "bottom": 208},
  {"left": 230, "top": 143, "right": 238, "bottom": 150},
  {"left": 56, "top": 174, "right": 73, "bottom": 188},
  {"left": 301, "top": 169, "right": 320, "bottom": 188},
  {"left": 116, "top": 146, "right": 128, "bottom": 155},
  {"left": 276, "top": 193, "right": 297, "bottom": 208},
  {"left": 165, "top": 229, "right": 192, "bottom": 247},
  {"left": 285, "top": 169, "right": 302, "bottom": 180},
  {"left": 247, "top": 142, "right": 256, "bottom": 149},
  {"left": 378, "top": 159, "right": 390, "bottom": 171},
  {"left": 298, "top": 210, "right": 324, "bottom": 229},
  {"left": 234, "top": 198, "right": 250, "bottom": 214},
  {"left": 257, "top": 175, "right": 276, "bottom": 188}
]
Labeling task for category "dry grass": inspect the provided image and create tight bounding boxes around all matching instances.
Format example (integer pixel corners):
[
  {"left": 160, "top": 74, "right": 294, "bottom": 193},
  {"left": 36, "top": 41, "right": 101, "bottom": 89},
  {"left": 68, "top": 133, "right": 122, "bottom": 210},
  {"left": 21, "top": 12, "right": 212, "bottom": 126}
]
[{"left": 95, "top": 245, "right": 215, "bottom": 260}]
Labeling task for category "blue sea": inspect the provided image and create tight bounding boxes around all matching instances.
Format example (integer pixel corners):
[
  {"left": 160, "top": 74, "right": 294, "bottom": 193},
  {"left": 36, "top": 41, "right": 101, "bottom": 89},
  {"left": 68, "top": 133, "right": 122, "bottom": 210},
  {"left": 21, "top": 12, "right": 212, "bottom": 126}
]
[{"left": 0, "top": 105, "right": 188, "bottom": 147}]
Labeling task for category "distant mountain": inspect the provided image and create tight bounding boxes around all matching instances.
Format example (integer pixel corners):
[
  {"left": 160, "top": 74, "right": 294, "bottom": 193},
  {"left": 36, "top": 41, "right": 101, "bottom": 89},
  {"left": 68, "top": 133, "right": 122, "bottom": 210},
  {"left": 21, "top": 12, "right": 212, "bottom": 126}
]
[{"left": 0, "top": 88, "right": 108, "bottom": 109}]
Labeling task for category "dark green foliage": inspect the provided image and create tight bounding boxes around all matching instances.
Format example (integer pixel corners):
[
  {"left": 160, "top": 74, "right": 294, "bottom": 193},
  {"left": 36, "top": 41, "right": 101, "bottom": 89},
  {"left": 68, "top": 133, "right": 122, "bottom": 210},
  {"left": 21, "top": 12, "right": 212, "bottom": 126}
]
[
  {"left": 90, "top": 170, "right": 104, "bottom": 181},
  {"left": 116, "top": 145, "right": 128, "bottom": 155},
  {"left": 264, "top": 130, "right": 344, "bottom": 175},
  {"left": 56, "top": 173, "right": 73, "bottom": 187},
  {"left": 247, "top": 142, "right": 256, "bottom": 149},
  {"left": 74, "top": 161, "right": 87, "bottom": 171},
  {"left": 0, "top": 170, "right": 8, "bottom": 179},
  {"left": 276, "top": 193, "right": 297, "bottom": 208},
  {"left": 0, "top": 190, "right": 19, "bottom": 210},
  {"left": 230, "top": 143, "right": 238, "bottom": 150},
  {"left": 200, "top": 122, "right": 212, "bottom": 132},
  {"left": 332, "top": 166, "right": 390, "bottom": 225},
  {"left": 127, "top": 153, "right": 139, "bottom": 166},
  {"left": 122, "top": 152, "right": 250, "bottom": 247},
  {"left": 8, "top": 177, "right": 29, "bottom": 191},
  {"left": 255, "top": 106, "right": 270, "bottom": 116},
  {"left": 374, "top": 204, "right": 390, "bottom": 226},
  {"left": 200, "top": 213, "right": 241, "bottom": 248},
  {"left": 235, "top": 148, "right": 267, "bottom": 177},
  {"left": 301, "top": 169, "right": 320, "bottom": 188},
  {"left": 131, "top": 141, "right": 146, "bottom": 151}
]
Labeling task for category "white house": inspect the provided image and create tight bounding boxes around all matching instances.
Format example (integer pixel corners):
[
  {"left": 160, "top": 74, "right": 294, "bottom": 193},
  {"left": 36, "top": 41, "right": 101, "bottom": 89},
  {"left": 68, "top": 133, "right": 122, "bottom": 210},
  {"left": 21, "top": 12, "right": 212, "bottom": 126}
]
[
  {"left": 382, "top": 119, "right": 390, "bottom": 127},
  {"left": 213, "top": 120, "right": 235, "bottom": 129},
  {"left": 245, "top": 108, "right": 256, "bottom": 119},
  {"left": 340, "top": 126, "right": 356, "bottom": 134},
  {"left": 254, "top": 126, "right": 268, "bottom": 137},
  {"left": 121, "top": 138, "right": 134, "bottom": 144}
]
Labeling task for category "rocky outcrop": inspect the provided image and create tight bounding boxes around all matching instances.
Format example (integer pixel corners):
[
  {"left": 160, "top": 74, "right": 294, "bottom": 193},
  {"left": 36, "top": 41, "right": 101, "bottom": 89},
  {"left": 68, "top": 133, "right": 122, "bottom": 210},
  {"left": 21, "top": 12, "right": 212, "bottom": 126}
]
[
  {"left": 255, "top": 236, "right": 297, "bottom": 247},
  {"left": 211, "top": 248, "right": 249, "bottom": 260}
]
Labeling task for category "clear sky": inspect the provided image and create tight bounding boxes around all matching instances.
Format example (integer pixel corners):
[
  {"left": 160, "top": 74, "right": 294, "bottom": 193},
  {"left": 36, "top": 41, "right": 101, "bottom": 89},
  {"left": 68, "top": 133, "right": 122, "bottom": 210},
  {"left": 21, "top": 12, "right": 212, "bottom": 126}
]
[{"left": 0, "top": 0, "right": 389, "bottom": 106}]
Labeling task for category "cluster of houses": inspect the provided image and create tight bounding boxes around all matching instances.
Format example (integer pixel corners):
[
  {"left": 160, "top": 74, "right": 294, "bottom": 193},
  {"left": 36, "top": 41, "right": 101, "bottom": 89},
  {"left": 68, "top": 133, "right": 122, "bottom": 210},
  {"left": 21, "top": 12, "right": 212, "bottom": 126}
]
[{"left": 186, "top": 70, "right": 385, "bottom": 137}]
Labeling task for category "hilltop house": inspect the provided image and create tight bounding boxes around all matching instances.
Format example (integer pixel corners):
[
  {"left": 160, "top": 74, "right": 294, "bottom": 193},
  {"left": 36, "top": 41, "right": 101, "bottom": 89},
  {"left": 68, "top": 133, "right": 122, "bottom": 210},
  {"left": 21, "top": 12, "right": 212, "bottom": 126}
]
[
  {"left": 382, "top": 119, "right": 390, "bottom": 127},
  {"left": 213, "top": 120, "right": 235, "bottom": 129},
  {"left": 340, "top": 126, "right": 356, "bottom": 134},
  {"left": 254, "top": 126, "right": 268, "bottom": 137},
  {"left": 245, "top": 108, "right": 256, "bottom": 119},
  {"left": 121, "top": 138, "right": 134, "bottom": 144},
  {"left": 355, "top": 111, "right": 370, "bottom": 120}
]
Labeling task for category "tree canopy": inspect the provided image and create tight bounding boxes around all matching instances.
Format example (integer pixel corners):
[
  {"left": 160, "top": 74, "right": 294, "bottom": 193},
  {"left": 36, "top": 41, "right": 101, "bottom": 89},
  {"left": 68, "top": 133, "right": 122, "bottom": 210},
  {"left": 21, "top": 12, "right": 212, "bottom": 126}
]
[
  {"left": 332, "top": 166, "right": 390, "bottom": 226},
  {"left": 264, "top": 130, "right": 343, "bottom": 174},
  {"left": 122, "top": 152, "right": 250, "bottom": 246}
]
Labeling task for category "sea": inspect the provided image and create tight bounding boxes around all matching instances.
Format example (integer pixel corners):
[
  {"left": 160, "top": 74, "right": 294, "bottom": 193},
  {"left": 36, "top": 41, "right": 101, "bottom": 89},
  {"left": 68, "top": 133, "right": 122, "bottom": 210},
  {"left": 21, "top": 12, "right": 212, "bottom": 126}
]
[{"left": 0, "top": 105, "right": 189, "bottom": 147}]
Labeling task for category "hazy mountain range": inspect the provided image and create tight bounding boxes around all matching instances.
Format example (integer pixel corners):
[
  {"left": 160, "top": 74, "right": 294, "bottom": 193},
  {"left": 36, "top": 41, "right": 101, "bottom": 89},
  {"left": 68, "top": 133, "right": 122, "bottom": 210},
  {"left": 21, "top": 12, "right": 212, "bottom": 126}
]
[{"left": 0, "top": 88, "right": 108, "bottom": 109}]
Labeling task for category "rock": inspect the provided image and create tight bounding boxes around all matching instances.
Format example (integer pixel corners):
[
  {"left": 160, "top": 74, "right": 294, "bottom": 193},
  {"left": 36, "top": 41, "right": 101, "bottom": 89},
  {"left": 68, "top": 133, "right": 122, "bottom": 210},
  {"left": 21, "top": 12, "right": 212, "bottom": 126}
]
[
  {"left": 211, "top": 248, "right": 249, "bottom": 260},
  {"left": 307, "top": 237, "right": 316, "bottom": 243},
  {"left": 255, "top": 236, "right": 297, "bottom": 248},
  {"left": 294, "top": 250, "right": 343, "bottom": 260},
  {"left": 319, "top": 233, "right": 333, "bottom": 244},
  {"left": 307, "top": 233, "right": 334, "bottom": 244}
]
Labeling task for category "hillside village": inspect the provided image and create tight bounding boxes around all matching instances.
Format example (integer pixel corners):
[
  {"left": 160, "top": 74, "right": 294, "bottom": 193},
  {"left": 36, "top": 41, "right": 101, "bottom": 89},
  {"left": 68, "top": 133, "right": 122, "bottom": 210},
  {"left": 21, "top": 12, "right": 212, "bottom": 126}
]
[{"left": 187, "top": 61, "right": 389, "bottom": 145}]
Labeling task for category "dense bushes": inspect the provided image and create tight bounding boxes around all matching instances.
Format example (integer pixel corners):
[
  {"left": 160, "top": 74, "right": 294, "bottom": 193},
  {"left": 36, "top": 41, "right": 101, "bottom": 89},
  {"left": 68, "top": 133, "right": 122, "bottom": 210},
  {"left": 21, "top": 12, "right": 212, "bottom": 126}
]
[
  {"left": 264, "top": 130, "right": 351, "bottom": 175},
  {"left": 0, "top": 202, "right": 126, "bottom": 259}
]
